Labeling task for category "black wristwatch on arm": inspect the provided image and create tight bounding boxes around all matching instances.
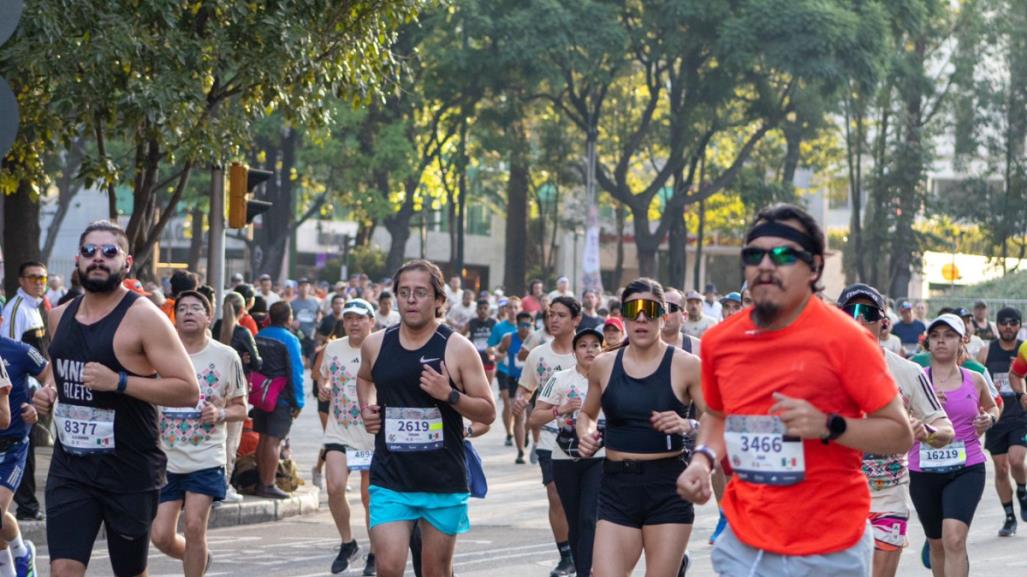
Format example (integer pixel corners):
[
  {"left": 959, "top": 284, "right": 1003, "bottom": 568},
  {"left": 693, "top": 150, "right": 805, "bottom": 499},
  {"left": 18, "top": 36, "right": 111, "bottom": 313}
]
[
  {"left": 821, "top": 413, "right": 847, "bottom": 445},
  {"left": 447, "top": 389, "right": 461, "bottom": 405}
]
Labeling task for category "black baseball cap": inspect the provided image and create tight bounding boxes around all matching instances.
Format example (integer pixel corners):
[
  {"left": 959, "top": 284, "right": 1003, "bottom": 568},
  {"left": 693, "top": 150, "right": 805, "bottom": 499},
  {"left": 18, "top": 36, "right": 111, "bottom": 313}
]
[
  {"left": 836, "top": 283, "right": 886, "bottom": 310},
  {"left": 997, "top": 307, "right": 1022, "bottom": 324},
  {"left": 573, "top": 327, "right": 604, "bottom": 348}
]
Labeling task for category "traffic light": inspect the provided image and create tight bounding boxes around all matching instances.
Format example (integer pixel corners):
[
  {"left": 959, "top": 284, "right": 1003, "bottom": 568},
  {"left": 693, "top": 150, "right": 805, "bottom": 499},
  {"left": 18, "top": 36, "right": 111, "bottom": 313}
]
[{"left": 228, "top": 162, "right": 273, "bottom": 228}]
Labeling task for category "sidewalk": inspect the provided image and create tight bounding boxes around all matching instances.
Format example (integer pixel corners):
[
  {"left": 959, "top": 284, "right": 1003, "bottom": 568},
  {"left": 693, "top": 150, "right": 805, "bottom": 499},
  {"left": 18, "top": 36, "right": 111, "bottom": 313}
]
[{"left": 18, "top": 390, "right": 328, "bottom": 545}]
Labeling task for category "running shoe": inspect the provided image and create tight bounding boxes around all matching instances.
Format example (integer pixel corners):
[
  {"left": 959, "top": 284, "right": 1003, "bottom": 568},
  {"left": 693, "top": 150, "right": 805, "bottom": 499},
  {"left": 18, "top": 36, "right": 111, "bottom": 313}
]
[
  {"left": 332, "top": 540, "right": 361, "bottom": 574},
  {"left": 1019, "top": 493, "right": 1027, "bottom": 522},
  {"left": 222, "top": 485, "right": 244, "bottom": 503},
  {"left": 549, "top": 556, "right": 575, "bottom": 577},
  {"left": 15, "top": 539, "right": 35, "bottom": 577},
  {"left": 256, "top": 485, "right": 290, "bottom": 500},
  {"left": 312, "top": 464, "right": 324, "bottom": 490},
  {"left": 204, "top": 552, "right": 213, "bottom": 576},
  {"left": 515, "top": 452, "right": 525, "bottom": 465},
  {"left": 530, "top": 443, "right": 539, "bottom": 465},
  {"left": 921, "top": 541, "right": 930, "bottom": 569},
  {"left": 362, "top": 552, "right": 376, "bottom": 576},
  {"left": 678, "top": 551, "right": 690, "bottom": 576},
  {"left": 709, "top": 511, "right": 727, "bottom": 544},
  {"left": 999, "top": 517, "right": 1017, "bottom": 537},
  {"left": 505, "top": 435, "right": 513, "bottom": 447}
]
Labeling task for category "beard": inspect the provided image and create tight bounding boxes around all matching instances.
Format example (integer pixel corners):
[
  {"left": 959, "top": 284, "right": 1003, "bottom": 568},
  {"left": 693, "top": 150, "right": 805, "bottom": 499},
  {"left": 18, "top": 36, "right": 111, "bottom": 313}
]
[
  {"left": 752, "top": 300, "right": 781, "bottom": 328},
  {"left": 80, "top": 263, "right": 125, "bottom": 293}
]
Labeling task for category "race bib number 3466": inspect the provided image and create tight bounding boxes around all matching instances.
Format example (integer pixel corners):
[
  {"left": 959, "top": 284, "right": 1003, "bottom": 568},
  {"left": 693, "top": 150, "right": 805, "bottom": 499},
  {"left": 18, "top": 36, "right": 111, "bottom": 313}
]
[
  {"left": 385, "top": 407, "right": 444, "bottom": 452},
  {"left": 725, "top": 415, "right": 805, "bottom": 486}
]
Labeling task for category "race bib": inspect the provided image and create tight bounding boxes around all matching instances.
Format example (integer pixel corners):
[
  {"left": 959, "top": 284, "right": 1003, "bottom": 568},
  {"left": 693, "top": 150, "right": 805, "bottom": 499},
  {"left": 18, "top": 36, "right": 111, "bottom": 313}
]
[
  {"left": 162, "top": 393, "right": 205, "bottom": 420},
  {"left": 919, "top": 441, "right": 967, "bottom": 473},
  {"left": 995, "top": 372, "right": 1013, "bottom": 395},
  {"left": 297, "top": 309, "right": 315, "bottom": 324},
  {"left": 725, "top": 415, "right": 805, "bottom": 485},
  {"left": 385, "top": 407, "right": 444, "bottom": 452},
  {"left": 55, "top": 403, "right": 116, "bottom": 455},
  {"left": 473, "top": 337, "right": 488, "bottom": 351},
  {"left": 348, "top": 449, "right": 374, "bottom": 471}
]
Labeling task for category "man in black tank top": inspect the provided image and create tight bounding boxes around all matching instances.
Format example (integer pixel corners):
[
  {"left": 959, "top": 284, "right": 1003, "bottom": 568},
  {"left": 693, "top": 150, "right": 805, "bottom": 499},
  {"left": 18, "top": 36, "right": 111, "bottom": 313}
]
[
  {"left": 975, "top": 307, "right": 1027, "bottom": 535},
  {"left": 33, "top": 221, "right": 200, "bottom": 577},
  {"left": 661, "top": 289, "right": 700, "bottom": 355},
  {"left": 356, "top": 260, "right": 495, "bottom": 577}
]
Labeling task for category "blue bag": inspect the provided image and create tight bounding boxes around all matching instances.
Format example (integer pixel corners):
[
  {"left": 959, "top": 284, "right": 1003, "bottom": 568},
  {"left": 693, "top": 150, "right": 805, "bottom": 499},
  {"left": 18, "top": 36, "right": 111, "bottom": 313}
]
[{"left": 464, "top": 439, "right": 488, "bottom": 498}]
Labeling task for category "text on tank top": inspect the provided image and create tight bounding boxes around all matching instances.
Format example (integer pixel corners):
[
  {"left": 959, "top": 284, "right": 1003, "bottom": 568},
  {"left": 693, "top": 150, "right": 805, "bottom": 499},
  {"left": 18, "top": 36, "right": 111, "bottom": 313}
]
[
  {"left": 601, "top": 346, "right": 687, "bottom": 453},
  {"left": 369, "top": 323, "right": 467, "bottom": 494},
  {"left": 47, "top": 291, "right": 166, "bottom": 491},
  {"left": 985, "top": 339, "right": 1022, "bottom": 396}
]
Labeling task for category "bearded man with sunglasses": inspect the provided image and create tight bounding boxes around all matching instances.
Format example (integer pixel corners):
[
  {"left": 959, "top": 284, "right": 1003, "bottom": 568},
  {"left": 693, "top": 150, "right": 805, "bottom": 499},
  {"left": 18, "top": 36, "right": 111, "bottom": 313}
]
[
  {"left": 677, "top": 204, "right": 914, "bottom": 577},
  {"left": 974, "top": 306, "right": 1027, "bottom": 536},
  {"left": 32, "top": 220, "right": 200, "bottom": 577},
  {"left": 838, "top": 283, "right": 954, "bottom": 577}
]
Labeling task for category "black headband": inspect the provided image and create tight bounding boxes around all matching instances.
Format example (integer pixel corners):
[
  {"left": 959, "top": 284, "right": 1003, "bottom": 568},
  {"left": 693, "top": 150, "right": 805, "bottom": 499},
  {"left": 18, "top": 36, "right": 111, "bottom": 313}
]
[{"left": 745, "top": 221, "right": 819, "bottom": 255}]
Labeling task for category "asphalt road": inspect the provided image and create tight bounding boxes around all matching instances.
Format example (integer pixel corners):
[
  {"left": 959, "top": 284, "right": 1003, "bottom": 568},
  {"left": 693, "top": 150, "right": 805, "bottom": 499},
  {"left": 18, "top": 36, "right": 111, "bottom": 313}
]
[{"left": 32, "top": 386, "right": 1027, "bottom": 576}]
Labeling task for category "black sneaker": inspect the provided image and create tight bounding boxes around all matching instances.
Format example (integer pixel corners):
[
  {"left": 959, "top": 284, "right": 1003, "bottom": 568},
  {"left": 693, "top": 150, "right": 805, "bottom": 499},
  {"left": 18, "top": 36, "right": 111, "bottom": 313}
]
[
  {"left": 550, "top": 556, "right": 575, "bottom": 577},
  {"left": 515, "top": 451, "right": 525, "bottom": 465},
  {"left": 332, "top": 540, "right": 360, "bottom": 574},
  {"left": 362, "top": 552, "right": 376, "bottom": 576},
  {"left": 678, "top": 551, "right": 690, "bottom": 576},
  {"left": 1019, "top": 494, "right": 1027, "bottom": 522},
  {"left": 505, "top": 435, "right": 514, "bottom": 447},
  {"left": 256, "top": 485, "right": 290, "bottom": 500},
  {"left": 999, "top": 517, "right": 1017, "bottom": 537}
]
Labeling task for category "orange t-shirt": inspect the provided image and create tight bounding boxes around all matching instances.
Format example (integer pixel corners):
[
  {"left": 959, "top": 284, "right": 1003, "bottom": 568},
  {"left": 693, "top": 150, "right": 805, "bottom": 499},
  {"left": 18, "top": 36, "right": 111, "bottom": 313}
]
[
  {"left": 701, "top": 296, "right": 898, "bottom": 555},
  {"left": 239, "top": 314, "right": 259, "bottom": 336},
  {"left": 161, "top": 297, "right": 176, "bottom": 324}
]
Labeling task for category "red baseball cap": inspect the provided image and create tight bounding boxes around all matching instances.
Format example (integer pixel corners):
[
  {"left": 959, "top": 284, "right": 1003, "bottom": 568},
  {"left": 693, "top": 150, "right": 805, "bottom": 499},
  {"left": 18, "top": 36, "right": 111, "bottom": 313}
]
[
  {"left": 122, "top": 278, "right": 150, "bottom": 296},
  {"left": 603, "top": 317, "right": 624, "bottom": 332}
]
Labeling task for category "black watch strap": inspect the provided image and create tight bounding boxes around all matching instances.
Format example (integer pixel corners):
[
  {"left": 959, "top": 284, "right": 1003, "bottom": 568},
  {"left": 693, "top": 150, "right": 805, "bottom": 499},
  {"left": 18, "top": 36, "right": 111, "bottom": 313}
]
[{"left": 821, "top": 413, "right": 846, "bottom": 445}]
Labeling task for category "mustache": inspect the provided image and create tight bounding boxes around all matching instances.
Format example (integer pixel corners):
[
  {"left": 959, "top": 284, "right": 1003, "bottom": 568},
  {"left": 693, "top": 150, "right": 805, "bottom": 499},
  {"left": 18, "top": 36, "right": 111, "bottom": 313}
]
[
  {"left": 86, "top": 263, "right": 111, "bottom": 274},
  {"left": 753, "top": 275, "right": 784, "bottom": 289}
]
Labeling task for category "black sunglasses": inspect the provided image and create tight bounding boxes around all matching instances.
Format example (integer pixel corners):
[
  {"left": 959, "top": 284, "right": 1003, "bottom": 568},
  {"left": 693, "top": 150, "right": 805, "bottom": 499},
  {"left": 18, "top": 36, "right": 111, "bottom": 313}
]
[
  {"left": 740, "top": 246, "right": 814, "bottom": 267},
  {"left": 842, "top": 304, "right": 883, "bottom": 323},
  {"left": 80, "top": 243, "right": 122, "bottom": 259},
  {"left": 668, "top": 303, "right": 682, "bottom": 313}
]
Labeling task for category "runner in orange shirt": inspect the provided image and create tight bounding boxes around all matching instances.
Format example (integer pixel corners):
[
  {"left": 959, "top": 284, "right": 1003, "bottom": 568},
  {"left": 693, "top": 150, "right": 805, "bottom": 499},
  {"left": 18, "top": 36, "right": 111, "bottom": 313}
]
[{"left": 677, "top": 203, "right": 914, "bottom": 576}]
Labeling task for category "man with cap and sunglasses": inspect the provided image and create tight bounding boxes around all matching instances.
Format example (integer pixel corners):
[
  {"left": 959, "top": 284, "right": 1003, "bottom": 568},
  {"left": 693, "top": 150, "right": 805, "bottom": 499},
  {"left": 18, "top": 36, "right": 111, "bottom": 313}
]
[
  {"left": 838, "top": 283, "right": 954, "bottom": 577},
  {"left": 677, "top": 204, "right": 913, "bottom": 576},
  {"left": 974, "top": 306, "right": 1027, "bottom": 536}
]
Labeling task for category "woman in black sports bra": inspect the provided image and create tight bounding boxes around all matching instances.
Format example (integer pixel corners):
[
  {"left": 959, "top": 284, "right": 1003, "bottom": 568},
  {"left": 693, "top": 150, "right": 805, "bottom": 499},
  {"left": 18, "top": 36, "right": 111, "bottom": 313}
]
[{"left": 577, "top": 277, "right": 705, "bottom": 577}]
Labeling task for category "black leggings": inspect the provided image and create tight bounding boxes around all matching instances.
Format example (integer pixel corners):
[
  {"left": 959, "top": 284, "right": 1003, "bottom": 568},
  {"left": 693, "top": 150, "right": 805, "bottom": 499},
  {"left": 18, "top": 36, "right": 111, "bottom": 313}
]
[
  {"left": 910, "top": 463, "right": 986, "bottom": 540},
  {"left": 552, "top": 458, "right": 603, "bottom": 577}
]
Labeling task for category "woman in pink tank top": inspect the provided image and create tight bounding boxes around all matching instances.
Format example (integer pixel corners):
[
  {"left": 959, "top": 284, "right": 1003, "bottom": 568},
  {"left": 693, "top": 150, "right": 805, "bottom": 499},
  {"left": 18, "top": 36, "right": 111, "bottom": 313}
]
[{"left": 908, "top": 314, "right": 999, "bottom": 577}]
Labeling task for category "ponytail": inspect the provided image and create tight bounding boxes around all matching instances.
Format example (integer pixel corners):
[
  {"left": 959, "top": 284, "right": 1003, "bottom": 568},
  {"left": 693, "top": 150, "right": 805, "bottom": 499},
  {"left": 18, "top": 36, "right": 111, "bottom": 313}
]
[{"left": 221, "top": 292, "right": 244, "bottom": 346}]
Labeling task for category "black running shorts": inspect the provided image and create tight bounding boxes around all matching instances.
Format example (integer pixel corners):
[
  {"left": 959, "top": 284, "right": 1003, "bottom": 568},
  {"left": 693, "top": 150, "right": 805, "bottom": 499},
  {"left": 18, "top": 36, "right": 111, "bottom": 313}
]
[
  {"left": 598, "top": 456, "right": 694, "bottom": 528},
  {"left": 46, "top": 476, "right": 158, "bottom": 576}
]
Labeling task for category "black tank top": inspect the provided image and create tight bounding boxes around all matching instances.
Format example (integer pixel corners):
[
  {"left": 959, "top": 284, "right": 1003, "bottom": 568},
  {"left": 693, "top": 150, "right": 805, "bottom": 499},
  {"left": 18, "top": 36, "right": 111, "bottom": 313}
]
[
  {"left": 602, "top": 346, "right": 687, "bottom": 453},
  {"left": 986, "top": 339, "right": 1023, "bottom": 411},
  {"left": 48, "top": 292, "right": 166, "bottom": 492},
  {"left": 370, "top": 323, "right": 467, "bottom": 493}
]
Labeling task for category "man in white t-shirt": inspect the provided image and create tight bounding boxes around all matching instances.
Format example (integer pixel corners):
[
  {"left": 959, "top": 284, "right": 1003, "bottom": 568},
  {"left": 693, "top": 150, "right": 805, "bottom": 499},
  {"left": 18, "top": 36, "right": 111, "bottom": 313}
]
[
  {"left": 513, "top": 295, "right": 580, "bottom": 577},
  {"left": 318, "top": 298, "right": 377, "bottom": 575},
  {"left": 256, "top": 274, "right": 281, "bottom": 306},
  {"left": 681, "top": 290, "right": 717, "bottom": 338},
  {"left": 374, "top": 291, "right": 401, "bottom": 330},
  {"left": 444, "top": 276, "right": 463, "bottom": 309},
  {"left": 547, "top": 276, "right": 574, "bottom": 301},
  {"left": 152, "top": 291, "right": 246, "bottom": 577},
  {"left": 446, "top": 290, "right": 476, "bottom": 334}
]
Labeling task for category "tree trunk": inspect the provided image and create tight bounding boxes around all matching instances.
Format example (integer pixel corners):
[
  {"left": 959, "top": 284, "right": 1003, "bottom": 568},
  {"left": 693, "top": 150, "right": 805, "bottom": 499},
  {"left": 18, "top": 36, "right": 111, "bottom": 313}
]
[
  {"left": 3, "top": 180, "right": 41, "bottom": 297},
  {"left": 41, "top": 139, "right": 85, "bottom": 265},
  {"left": 693, "top": 199, "right": 706, "bottom": 291},
  {"left": 503, "top": 118, "right": 529, "bottom": 296},
  {"left": 187, "top": 205, "right": 205, "bottom": 272},
  {"left": 612, "top": 201, "right": 626, "bottom": 290},
  {"left": 384, "top": 207, "right": 414, "bottom": 275},
  {"left": 666, "top": 172, "right": 688, "bottom": 289},
  {"left": 252, "top": 128, "right": 298, "bottom": 279}
]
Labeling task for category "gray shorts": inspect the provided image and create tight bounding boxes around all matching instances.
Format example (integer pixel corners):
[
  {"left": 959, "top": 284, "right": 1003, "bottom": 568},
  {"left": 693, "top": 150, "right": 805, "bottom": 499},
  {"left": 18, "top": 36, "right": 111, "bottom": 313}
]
[{"left": 711, "top": 522, "right": 872, "bottom": 577}]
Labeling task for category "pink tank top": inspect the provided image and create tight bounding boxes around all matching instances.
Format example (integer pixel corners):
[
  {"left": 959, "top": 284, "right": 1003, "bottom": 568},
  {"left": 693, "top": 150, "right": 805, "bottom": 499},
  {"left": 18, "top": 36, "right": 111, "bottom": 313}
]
[{"left": 909, "top": 367, "right": 986, "bottom": 472}]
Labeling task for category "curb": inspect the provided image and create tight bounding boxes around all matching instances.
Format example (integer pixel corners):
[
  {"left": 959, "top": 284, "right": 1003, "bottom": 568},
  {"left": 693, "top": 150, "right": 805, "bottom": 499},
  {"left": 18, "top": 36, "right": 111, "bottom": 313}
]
[{"left": 19, "top": 485, "right": 321, "bottom": 545}]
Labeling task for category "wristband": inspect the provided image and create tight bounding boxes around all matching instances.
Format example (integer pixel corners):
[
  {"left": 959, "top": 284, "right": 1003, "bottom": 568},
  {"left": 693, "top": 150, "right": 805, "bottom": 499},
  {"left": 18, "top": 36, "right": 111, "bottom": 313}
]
[
  {"left": 116, "top": 371, "right": 128, "bottom": 394},
  {"left": 218, "top": 407, "right": 226, "bottom": 423},
  {"left": 692, "top": 444, "right": 717, "bottom": 470}
]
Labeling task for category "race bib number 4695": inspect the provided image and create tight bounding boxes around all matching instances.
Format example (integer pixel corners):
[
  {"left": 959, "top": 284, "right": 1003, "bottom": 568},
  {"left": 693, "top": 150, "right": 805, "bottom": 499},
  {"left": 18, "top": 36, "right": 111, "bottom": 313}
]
[{"left": 725, "top": 415, "right": 805, "bottom": 486}]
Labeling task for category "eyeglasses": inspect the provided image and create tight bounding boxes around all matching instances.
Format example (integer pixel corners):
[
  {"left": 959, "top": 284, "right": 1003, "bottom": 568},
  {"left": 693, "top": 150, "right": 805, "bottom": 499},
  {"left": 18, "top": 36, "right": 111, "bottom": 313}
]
[
  {"left": 740, "top": 246, "right": 814, "bottom": 267},
  {"left": 80, "top": 243, "right": 122, "bottom": 259},
  {"left": 21, "top": 274, "right": 47, "bottom": 283},
  {"left": 620, "top": 299, "right": 665, "bottom": 321},
  {"left": 397, "top": 287, "right": 432, "bottom": 300},
  {"left": 842, "top": 304, "right": 883, "bottom": 323},
  {"left": 998, "top": 319, "right": 1021, "bottom": 327},
  {"left": 667, "top": 303, "right": 682, "bottom": 313}
]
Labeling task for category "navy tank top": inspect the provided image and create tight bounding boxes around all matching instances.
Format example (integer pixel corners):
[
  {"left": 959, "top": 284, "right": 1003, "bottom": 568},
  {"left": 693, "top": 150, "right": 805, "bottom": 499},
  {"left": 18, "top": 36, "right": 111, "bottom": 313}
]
[
  {"left": 370, "top": 323, "right": 467, "bottom": 493},
  {"left": 601, "top": 346, "right": 687, "bottom": 453},
  {"left": 48, "top": 291, "right": 166, "bottom": 491}
]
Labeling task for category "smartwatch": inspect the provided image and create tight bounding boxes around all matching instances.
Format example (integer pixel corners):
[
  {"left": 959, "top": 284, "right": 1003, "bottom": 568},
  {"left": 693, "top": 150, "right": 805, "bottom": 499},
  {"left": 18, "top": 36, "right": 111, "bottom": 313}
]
[
  {"left": 447, "top": 390, "right": 461, "bottom": 405},
  {"left": 821, "top": 413, "right": 847, "bottom": 445},
  {"left": 692, "top": 445, "right": 717, "bottom": 470}
]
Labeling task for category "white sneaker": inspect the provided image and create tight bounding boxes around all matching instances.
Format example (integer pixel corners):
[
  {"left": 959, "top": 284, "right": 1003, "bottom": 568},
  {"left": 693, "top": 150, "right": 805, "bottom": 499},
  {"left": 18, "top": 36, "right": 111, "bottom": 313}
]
[
  {"left": 312, "top": 464, "right": 324, "bottom": 490},
  {"left": 222, "top": 486, "right": 244, "bottom": 503}
]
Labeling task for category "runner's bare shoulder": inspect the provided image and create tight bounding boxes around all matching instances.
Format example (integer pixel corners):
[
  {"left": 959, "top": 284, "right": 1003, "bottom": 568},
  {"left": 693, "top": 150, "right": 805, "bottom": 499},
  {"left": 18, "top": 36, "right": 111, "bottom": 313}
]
[
  {"left": 361, "top": 329, "right": 386, "bottom": 367},
  {"left": 591, "top": 349, "right": 618, "bottom": 384}
]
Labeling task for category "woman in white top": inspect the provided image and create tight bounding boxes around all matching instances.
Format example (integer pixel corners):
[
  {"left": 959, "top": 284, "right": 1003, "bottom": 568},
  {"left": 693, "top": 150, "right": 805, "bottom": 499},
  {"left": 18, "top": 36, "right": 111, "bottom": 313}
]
[{"left": 530, "top": 327, "right": 605, "bottom": 577}]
